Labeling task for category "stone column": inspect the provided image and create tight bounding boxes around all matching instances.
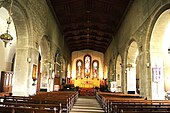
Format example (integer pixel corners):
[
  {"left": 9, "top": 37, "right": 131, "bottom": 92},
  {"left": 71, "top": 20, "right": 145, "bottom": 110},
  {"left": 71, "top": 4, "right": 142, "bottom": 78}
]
[
  {"left": 12, "top": 48, "right": 30, "bottom": 96},
  {"left": 145, "top": 51, "right": 152, "bottom": 100},
  {"left": 122, "top": 59, "right": 127, "bottom": 94},
  {"left": 12, "top": 47, "right": 38, "bottom": 96},
  {"left": 139, "top": 49, "right": 152, "bottom": 99}
]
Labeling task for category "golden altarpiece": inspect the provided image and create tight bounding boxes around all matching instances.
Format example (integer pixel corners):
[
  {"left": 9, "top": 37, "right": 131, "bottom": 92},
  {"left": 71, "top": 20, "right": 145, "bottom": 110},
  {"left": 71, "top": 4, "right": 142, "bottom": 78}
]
[{"left": 71, "top": 55, "right": 103, "bottom": 88}]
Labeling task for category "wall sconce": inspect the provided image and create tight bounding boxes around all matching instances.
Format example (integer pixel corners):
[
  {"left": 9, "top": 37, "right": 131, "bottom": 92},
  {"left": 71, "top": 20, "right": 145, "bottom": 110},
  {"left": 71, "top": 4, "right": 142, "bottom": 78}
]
[
  {"left": 27, "top": 57, "right": 32, "bottom": 63},
  {"left": 27, "top": 57, "right": 31, "bottom": 63},
  {"left": 146, "top": 63, "right": 150, "bottom": 68},
  {"left": 168, "top": 48, "right": 170, "bottom": 54},
  {"left": 126, "top": 63, "right": 132, "bottom": 68},
  {"left": 125, "top": 70, "right": 127, "bottom": 74},
  {"left": 32, "top": 77, "right": 36, "bottom": 86}
]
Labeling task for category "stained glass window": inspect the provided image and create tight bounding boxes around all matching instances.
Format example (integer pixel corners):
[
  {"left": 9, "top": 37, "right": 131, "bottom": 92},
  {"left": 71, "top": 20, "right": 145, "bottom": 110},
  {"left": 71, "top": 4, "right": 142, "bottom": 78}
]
[
  {"left": 84, "top": 55, "right": 91, "bottom": 78},
  {"left": 92, "top": 60, "right": 99, "bottom": 78},
  {"left": 76, "top": 60, "right": 83, "bottom": 78}
]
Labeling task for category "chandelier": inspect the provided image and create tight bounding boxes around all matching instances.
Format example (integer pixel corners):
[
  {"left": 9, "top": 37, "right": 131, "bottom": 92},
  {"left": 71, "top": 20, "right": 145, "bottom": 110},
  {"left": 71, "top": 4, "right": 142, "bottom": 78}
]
[{"left": 0, "top": 0, "right": 14, "bottom": 47}]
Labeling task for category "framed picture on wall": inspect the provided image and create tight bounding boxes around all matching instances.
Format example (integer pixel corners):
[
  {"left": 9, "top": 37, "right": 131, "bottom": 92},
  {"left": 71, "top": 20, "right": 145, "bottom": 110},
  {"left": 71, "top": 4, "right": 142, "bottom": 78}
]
[{"left": 32, "top": 64, "right": 37, "bottom": 81}]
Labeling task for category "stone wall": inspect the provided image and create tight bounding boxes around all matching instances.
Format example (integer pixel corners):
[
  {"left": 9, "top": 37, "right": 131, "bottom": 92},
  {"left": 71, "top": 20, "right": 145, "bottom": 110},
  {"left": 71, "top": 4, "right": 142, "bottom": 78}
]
[
  {"left": 105, "top": 0, "right": 170, "bottom": 99},
  {"left": 10, "top": 0, "right": 70, "bottom": 96}
]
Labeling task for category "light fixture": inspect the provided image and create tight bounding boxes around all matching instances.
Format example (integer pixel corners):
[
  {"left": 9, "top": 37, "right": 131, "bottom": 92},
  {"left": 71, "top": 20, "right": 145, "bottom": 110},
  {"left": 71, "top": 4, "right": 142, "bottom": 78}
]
[
  {"left": 146, "top": 62, "right": 150, "bottom": 68},
  {"left": 27, "top": 57, "right": 32, "bottom": 63},
  {"left": 168, "top": 48, "right": 170, "bottom": 54},
  {"left": 0, "top": 0, "right": 14, "bottom": 47},
  {"left": 126, "top": 63, "right": 132, "bottom": 68}
]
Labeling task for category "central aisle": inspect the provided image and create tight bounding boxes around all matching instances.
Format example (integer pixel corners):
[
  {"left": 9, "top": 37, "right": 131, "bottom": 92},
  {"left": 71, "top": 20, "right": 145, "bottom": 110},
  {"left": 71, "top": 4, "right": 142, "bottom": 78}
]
[{"left": 70, "top": 96, "right": 105, "bottom": 113}]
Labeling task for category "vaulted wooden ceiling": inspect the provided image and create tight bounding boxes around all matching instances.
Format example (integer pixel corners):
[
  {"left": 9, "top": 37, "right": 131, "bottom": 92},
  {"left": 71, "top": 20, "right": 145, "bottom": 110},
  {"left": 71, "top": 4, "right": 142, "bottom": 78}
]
[{"left": 47, "top": 0, "right": 133, "bottom": 53}]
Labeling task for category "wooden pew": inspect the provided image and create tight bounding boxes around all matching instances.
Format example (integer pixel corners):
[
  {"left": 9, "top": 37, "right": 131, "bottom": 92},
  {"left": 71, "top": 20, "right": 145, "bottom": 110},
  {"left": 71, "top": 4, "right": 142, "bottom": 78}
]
[
  {"left": 0, "top": 106, "right": 57, "bottom": 113},
  {"left": 0, "top": 99, "right": 62, "bottom": 113},
  {"left": 110, "top": 100, "right": 170, "bottom": 113},
  {"left": 96, "top": 92, "right": 144, "bottom": 112},
  {"left": 0, "top": 91, "right": 78, "bottom": 113},
  {"left": 98, "top": 91, "right": 142, "bottom": 98},
  {"left": 96, "top": 92, "right": 170, "bottom": 113},
  {"left": 31, "top": 91, "right": 78, "bottom": 111}
]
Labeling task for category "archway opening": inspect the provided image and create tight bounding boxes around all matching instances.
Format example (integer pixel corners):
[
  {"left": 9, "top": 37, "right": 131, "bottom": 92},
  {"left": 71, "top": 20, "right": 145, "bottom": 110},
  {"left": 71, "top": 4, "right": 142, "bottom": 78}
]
[
  {"left": 0, "top": 7, "right": 16, "bottom": 95},
  {"left": 116, "top": 54, "right": 122, "bottom": 92},
  {"left": 150, "top": 9, "right": 170, "bottom": 100},
  {"left": 127, "top": 41, "right": 138, "bottom": 94},
  {"left": 0, "top": 7, "right": 16, "bottom": 71},
  {"left": 39, "top": 36, "right": 50, "bottom": 92}
]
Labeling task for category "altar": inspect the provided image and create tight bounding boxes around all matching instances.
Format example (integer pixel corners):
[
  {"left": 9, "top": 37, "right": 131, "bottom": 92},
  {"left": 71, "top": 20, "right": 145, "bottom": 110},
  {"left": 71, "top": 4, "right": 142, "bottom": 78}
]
[
  {"left": 78, "top": 87, "right": 96, "bottom": 96},
  {"left": 71, "top": 77, "right": 101, "bottom": 88}
]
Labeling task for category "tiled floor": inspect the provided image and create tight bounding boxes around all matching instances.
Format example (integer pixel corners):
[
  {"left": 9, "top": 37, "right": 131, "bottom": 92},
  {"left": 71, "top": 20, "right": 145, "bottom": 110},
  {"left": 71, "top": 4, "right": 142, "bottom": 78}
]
[{"left": 70, "top": 96, "right": 105, "bottom": 113}]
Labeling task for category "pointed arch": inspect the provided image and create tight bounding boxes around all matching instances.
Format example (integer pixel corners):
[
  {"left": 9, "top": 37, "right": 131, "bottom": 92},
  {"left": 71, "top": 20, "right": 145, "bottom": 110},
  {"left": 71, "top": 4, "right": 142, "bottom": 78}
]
[
  {"left": 84, "top": 55, "right": 91, "bottom": 78},
  {"left": 150, "top": 8, "right": 170, "bottom": 100},
  {"left": 116, "top": 54, "right": 122, "bottom": 92},
  {"left": 92, "top": 60, "right": 99, "bottom": 79},
  {"left": 126, "top": 41, "right": 139, "bottom": 94},
  {"left": 76, "top": 59, "right": 83, "bottom": 78}
]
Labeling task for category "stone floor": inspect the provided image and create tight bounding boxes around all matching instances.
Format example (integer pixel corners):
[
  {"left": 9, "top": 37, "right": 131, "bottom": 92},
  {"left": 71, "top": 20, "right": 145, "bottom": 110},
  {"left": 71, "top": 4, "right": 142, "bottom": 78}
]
[{"left": 70, "top": 96, "right": 105, "bottom": 113}]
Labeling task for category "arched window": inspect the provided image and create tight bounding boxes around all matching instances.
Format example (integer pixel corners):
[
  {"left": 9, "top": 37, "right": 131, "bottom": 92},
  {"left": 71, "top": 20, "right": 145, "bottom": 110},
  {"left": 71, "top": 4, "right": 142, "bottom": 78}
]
[
  {"left": 76, "top": 59, "right": 83, "bottom": 78},
  {"left": 92, "top": 60, "right": 99, "bottom": 79},
  {"left": 84, "top": 55, "right": 91, "bottom": 78}
]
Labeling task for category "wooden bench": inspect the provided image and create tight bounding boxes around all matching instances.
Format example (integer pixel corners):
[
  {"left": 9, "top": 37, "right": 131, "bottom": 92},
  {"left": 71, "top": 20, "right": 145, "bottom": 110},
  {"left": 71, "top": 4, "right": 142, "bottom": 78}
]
[
  {"left": 0, "top": 91, "right": 78, "bottom": 113},
  {"left": 0, "top": 101, "right": 61, "bottom": 113},
  {"left": 111, "top": 101, "right": 170, "bottom": 113},
  {"left": 31, "top": 91, "right": 78, "bottom": 111},
  {"left": 96, "top": 92, "right": 144, "bottom": 112},
  {"left": 0, "top": 106, "right": 57, "bottom": 113},
  {"left": 96, "top": 92, "right": 170, "bottom": 113},
  {"left": 98, "top": 91, "right": 142, "bottom": 98}
]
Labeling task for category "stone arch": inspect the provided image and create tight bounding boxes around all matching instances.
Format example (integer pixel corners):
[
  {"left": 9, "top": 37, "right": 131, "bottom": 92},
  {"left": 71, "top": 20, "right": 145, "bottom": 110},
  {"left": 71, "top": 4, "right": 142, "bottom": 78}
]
[
  {"left": 141, "top": 3, "right": 170, "bottom": 99},
  {"left": 149, "top": 8, "right": 170, "bottom": 100},
  {"left": 60, "top": 57, "right": 66, "bottom": 78},
  {"left": 36, "top": 53, "right": 41, "bottom": 92},
  {"left": 108, "top": 59, "right": 112, "bottom": 81},
  {"left": 39, "top": 35, "right": 50, "bottom": 91},
  {"left": 0, "top": 6, "right": 16, "bottom": 71},
  {"left": 126, "top": 40, "right": 139, "bottom": 94},
  {"left": 40, "top": 35, "right": 50, "bottom": 61},
  {"left": 9, "top": 1, "right": 30, "bottom": 47},
  {"left": 67, "top": 63, "right": 71, "bottom": 79},
  {"left": 107, "top": 58, "right": 113, "bottom": 91},
  {"left": 54, "top": 48, "right": 61, "bottom": 78},
  {"left": 116, "top": 54, "right": 122, "bottom": 92},
  {"left": 60, "top": 57, "right": 66, "bottom": 85},
  {"left": 2, "top": 1, "right": 33, "bottom": 96},
  {"left": 0, "top": 42, "right": 5, "bottom": 71},
  {"left": 145, "top": 3, "right": 170, "bottom": 49}
]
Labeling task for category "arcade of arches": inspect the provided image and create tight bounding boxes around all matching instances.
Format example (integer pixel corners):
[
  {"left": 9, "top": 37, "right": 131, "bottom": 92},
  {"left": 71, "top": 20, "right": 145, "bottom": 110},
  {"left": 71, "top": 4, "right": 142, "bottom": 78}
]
[{"left": 1, "top": 0, "right": 170, "bottom": 100}]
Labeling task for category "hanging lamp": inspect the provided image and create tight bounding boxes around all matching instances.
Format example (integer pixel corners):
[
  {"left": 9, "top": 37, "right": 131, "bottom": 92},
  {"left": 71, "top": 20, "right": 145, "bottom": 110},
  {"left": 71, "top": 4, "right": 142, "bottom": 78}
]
[{"left": 0, "top": 0, "right": 14, "bottom": 47}]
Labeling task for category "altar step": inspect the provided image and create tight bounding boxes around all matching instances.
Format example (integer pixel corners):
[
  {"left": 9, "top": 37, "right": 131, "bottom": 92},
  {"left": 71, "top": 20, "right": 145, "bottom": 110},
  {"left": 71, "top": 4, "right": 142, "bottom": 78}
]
[
  {"left": 79, "top": 88, "right": 96, "bottom": 96},
  {"left": 70, "top": 96, "right": 105, "bottom": 113}
]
